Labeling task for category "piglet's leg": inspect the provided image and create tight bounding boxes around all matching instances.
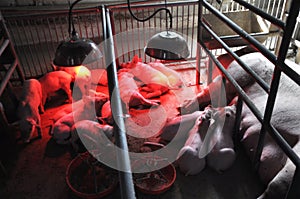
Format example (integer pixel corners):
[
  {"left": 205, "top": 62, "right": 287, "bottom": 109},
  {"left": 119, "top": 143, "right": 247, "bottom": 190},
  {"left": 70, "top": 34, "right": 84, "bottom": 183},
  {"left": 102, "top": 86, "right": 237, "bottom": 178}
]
[
  {"left": 177, "top": 117, "right": 206, "bottom": 175},
  {"left": 61, "top": 85, "right": 72, "bottom": 103},
  {"left": 39, "top": 101, "right": 45, "bottom": 114},
  {"left": 129, "top": 92, "right": 160, "bottom": 108},
  {"left": 145, "top": 90, "right": 163, "bottom": 99}
]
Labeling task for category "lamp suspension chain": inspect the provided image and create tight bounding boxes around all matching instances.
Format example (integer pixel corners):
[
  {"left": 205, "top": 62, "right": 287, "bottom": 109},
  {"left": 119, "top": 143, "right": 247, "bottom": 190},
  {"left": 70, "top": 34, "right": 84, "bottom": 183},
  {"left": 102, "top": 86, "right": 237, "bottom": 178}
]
[
  {"left": 127, "top": 0, "right": 173, "bottom": 29},
  {"left": 165, "top": 0, "right": 169, "bottom": 33},
  {"left": 69, "top": 0, "right": 82, "bottom": 37}
]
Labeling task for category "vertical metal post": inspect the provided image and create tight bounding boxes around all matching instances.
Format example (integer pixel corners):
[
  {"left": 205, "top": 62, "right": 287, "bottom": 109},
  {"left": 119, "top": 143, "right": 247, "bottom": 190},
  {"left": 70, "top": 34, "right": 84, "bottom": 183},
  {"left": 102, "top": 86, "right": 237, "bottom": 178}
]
[
  {"left": 101, "top": 6, "right": 136, "bottom": 199},
  {"left": 254, "top": 0, "right": 300, "bottom": 172},
  {"left": 233, "top": 96, "right": 243, "bottom": 149},
  {"left": 207, "top": 57, "right": 213, "bottom": 84},
  {"left": 286, "top": 165, "right": 300, "bottom": 198},
  {"left": 196, "top": 0, "right": 203, "bottom": 85}
]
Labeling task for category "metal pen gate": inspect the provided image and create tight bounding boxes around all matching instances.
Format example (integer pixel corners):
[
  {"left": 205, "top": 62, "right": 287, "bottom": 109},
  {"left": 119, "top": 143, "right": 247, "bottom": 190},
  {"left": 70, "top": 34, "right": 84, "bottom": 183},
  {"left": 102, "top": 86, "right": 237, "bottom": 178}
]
[
  {"left": 1, "top": 0, "right": 287, "bottom": 80},
  {"left": 197, "top": 0, "right": 300, "bottom": 198},
  {"left": 2, "top": 8, "right": 106, "bottom": 79},
  {"left": 0, "top": 0, "right": 298, "bottom": 198}
]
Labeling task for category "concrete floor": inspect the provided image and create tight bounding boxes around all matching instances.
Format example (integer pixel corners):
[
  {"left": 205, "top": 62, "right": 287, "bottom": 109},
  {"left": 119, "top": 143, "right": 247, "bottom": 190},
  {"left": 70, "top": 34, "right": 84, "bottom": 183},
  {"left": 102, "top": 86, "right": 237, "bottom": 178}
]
[{"left": 0, "top": 67, "right": 265, "bottom": 199}]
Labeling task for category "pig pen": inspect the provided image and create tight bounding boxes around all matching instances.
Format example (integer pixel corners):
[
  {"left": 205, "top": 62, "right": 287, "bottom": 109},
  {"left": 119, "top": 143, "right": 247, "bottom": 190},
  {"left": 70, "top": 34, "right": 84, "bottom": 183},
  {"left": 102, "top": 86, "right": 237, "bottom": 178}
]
[{"left": 1, "top": 0, "right": 299, "bottom": 199}]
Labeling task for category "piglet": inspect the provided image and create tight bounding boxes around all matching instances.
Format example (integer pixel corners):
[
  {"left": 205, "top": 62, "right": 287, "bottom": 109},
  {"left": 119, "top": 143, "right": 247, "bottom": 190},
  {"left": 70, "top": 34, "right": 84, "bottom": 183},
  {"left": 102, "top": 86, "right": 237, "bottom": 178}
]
[
  {"left": 176, "top": 111, "right": 208, "bottom": 175},
  {"left": 99, "top": 100, "right": 113, "bottom": 125},
  {"left": 205, "top": 105, "right": 237, "bottom": 173},
  {"left": 90, "top": 68, "right": 108, "bottom": 86},
  {"left": 120, "top": 56, "right": 172, "bottom": 98},
  {"left": 52, "top": 65, "right": 91, "bottom": 96},
  {"left": 148, "top": 61, "right": 184, "bottom": 89},
  {"left": 51, "top": 95, "right": 108, "bottom": 144},
  {"left": 70, "top": 120, "right": 113, "bottom": 152},
  {"left": 158, "top": 111, "right": 203, "bottom": 142},
  {"left": 118, "top": 70, "right": 160, "bottom": 109},
  {"left": 51, "top": 90, "right": 109, "bottom": 122},
  {"left": 38, "top": 71, "right": 73, "bottom": 108},
  {"left": 17, "top": 79, "right": 43, "bottom": 143}
]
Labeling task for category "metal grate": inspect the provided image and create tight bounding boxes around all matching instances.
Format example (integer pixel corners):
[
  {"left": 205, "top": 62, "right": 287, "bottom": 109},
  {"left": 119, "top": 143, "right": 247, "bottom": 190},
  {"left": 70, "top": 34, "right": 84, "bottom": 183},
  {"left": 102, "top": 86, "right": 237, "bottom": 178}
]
[
  {"left": 198, "top": 0, "right": 300, "bottom": 198},
  {"left": 2, "top": 0, "right": 287, "bottom": 79},
  {"left": 3, "top": 8, "right": 105, "bottom": 79}
]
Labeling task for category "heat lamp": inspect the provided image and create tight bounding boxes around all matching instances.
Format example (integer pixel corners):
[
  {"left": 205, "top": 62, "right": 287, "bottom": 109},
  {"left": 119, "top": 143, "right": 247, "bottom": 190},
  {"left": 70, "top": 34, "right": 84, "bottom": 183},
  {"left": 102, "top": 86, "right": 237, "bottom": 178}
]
[
  {"left": 53, "top": 0, "right": 102, "bottom": 67},
  {"left": 127, "top": 0, "right": 190, "bottom": 60}
]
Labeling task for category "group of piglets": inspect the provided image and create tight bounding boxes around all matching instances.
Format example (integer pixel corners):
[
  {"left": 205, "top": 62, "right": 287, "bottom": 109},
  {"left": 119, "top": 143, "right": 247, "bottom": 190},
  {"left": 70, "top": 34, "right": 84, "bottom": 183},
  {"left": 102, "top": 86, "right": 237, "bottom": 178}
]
[
  {"left": 175, "top": 52, "right": 300, "bottom": 199},
  {"left": 50, "top": 91, "right": 112, "bottom": 151},
  {"left": 15, "top": 65, "right": 109, "bottom": 144},
  {"left": 118, "top": 55, "right": 185, "bottom": 109},
  {"left": 158, "top": 103, "right": 237, "bottom": 175}
]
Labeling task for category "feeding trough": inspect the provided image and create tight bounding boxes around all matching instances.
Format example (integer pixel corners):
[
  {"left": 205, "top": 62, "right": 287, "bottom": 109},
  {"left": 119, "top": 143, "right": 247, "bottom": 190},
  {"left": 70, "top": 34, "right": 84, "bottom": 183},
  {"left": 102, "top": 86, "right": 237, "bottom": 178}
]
[
  {"left": 132, "top": 155, "right": 176, "bottom": 195},
  {"left": 201, "top": 10, "right": 279, "bottom": 49},
  {"left": 66, "top": 151, "right": 118, "bottom": 199}
]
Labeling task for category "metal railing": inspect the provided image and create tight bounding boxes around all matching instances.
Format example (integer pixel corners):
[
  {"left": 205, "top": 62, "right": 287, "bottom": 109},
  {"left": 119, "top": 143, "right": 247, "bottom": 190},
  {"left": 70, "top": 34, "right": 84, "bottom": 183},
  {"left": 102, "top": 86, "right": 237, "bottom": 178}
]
[
  {"left": 198, "top": 0, "right": 300, "bottom": 198},
  {"left": 1, "top": 0, "right": 287, "bottom": 79},
  {"left": 108, "top": 0, "right": 199, "bottom": 63},
  {"left": 2, "top": 8, "right": 105, "bottom": 79}
]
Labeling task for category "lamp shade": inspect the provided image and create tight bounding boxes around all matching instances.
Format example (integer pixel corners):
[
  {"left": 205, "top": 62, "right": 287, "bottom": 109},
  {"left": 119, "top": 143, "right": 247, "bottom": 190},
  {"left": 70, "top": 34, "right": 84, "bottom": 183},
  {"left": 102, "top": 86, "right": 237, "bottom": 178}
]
[
  {"left": 53, "top": 35, "right": 102, "bottom": 67},
  {"left": 145, "top": 31, "right": 190, "bottom": 60}
]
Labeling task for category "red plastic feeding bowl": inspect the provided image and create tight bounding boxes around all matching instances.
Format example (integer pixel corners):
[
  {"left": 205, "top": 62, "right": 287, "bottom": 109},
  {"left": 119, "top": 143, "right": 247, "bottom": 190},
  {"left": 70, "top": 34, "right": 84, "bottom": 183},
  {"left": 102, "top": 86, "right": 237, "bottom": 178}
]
[
  {"left": 66, "top": 152, "right": 118, "bottom": 199},
  {"left": 133, "top": 157, "right": 176, "bottom": 195}
]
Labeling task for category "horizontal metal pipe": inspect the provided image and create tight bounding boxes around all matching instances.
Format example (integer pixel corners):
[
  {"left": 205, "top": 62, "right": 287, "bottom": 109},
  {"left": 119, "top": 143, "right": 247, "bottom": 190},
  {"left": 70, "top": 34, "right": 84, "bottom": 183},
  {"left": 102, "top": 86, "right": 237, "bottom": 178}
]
[
  {"left": 108, "top": 0, "right": 198, "bottom": 11},
  {"left": 233, "top": 0, "right": 285, "bottom": 29},
  {"left": 201, "top": 0, "right": 277, "bottom": 63},
  {"left": 201, "top": 0, "right": 300, "bottom": 86},
  {"left": 198, "top": 38, "right": 300, "bottom": 167}
]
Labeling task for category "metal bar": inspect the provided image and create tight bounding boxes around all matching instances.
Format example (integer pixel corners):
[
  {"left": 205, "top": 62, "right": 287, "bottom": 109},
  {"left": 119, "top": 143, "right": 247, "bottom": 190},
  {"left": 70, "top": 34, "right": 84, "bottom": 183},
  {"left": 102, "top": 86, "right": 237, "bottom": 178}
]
[
  {"left": 202, "top": 0, "right": 276, "bottom": 63},
  {"left": 196, "top": 0, "right": 203, "bottom": 85},
  {"left": 202, "top": 0, "right": 300, "bottom": 86},
  {"left": 207, "top": 58, "right": 213, "bottom": 84},
  {"left": 8, "top": 19, "right": 26, "bottom": 81},
  {"left": 200, "top": 21, "right": 270, "bottom": 93},
  {"left": 40, "top": 19, "right": 53, "bottom": 72},
  {"left": 234, "top": 96, "right": 243, "bottom": 147},
  {"left": 233, "top": 0, "right": 285, "bottom": 29},
  {"left": 0, "top": 59, "right": 17, "bottom": 96},
  {"left": 21, "top": 19, "right": 37, "bottom": 77},
  {"left": 185, "top": 5, "right": 190, "bottom": 48},
  {"left": 33, "top": 19, "right": 47, "bottom": 74},
  {"left": 191, "top": 4, "right": 196, "bottom": 58},
  {"left": 254, "top": 0, "right": 300, "bottom": 170},
  {"left": 108, "top": 9, "right": 120, "bottom": 67},
  {"left": 108, "top": 0, "right": 198, "bottom": 11},
  {"left": 0, "top": 39, "right": 9, "bottom": 56},
  {"left": 287, "top": 166, "right": 300, "bottom": 198},
  {"left": 28, "top": 19, "right": 43, "bottom": 75},
  {"left": 46, "top": 18, "right": 57, "bottom": 56},
  {"left": 102, "top": 6, "right": 136, "bottom": 199},
  {"left": 198, "top": 35, "right": 300, "bottom": 165},
  {"left": 117, "top": 10, "right": 125, "bottom": 63}
]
